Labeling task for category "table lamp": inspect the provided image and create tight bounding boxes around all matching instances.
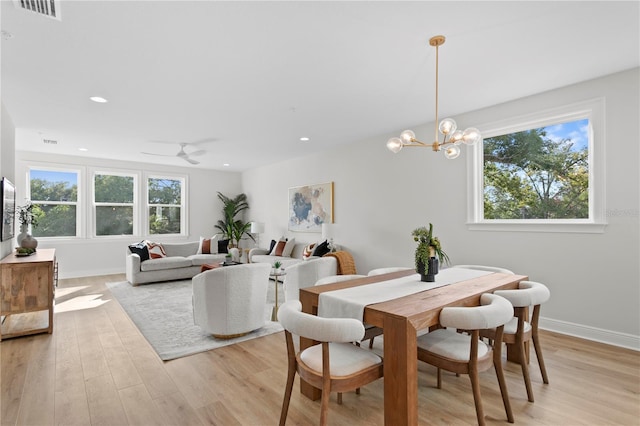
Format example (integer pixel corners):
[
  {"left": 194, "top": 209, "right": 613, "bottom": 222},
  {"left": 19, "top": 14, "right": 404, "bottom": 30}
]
[{"left": 250, "top": 221, "right": 264, "bottom": 247}]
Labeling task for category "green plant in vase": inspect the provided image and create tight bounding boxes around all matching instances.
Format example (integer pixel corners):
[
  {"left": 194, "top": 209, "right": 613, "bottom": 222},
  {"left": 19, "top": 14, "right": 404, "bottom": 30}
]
[{"left": 412, "top": 223, "right": 450, "bottom": 282}]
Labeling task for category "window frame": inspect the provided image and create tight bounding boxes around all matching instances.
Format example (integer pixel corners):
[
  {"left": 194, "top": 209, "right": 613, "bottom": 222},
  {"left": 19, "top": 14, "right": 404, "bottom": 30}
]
[
  {"left": 91, "top": 169, "right": 138, "bottom": 238},
  {"left": 145, "top": 172, "right": 188, "bottom": 236},
  {"left": 466, "top": 98, "right": 606, "bottom": 233},
  {"left": 26, "top": 164, "right": 83, "bottom": 239}
]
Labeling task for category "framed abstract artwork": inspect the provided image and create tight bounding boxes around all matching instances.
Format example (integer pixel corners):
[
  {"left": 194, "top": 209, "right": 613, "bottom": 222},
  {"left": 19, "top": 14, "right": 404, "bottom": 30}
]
[
  {"left": 288, "top": 182, "right": 333, "bottom": 232},
  {"left": 2, "top": 177, "right": 16, "bottom": 241}
]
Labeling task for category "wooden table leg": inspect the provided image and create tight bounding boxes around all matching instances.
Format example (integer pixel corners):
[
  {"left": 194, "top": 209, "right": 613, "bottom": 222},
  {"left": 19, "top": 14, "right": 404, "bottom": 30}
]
[{"left": 383, "top": 316, "right": 418, "bottom": 426}]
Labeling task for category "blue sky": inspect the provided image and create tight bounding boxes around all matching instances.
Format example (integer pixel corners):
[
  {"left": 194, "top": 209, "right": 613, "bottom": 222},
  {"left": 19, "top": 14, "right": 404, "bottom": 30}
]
[
  {"left": 544, "top": 118, "right": 589, "bottom": 151},
  {"left": 30, "top": 170, "right": 78, "bottom": 187}
]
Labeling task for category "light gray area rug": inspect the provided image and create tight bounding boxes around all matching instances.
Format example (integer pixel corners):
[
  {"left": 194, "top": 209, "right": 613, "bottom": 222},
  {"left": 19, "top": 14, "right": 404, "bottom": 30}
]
[{"left": 106, "top": 279, "right": 283, "bottom": 361}]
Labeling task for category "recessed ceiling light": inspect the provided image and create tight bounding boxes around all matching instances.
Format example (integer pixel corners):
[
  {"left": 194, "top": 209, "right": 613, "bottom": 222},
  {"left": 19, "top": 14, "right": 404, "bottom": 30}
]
[
  {"left": 300, "top": 137, "right": 310, "bottom": 141},
  {"left": 223, "top": 163, "right": 230, "bottom": 167},
  {"left": 78, "top": 148, "right": 88, "bottom": 152},
  {"left": 89, "top": 96, "right": 108, "bottom": 103}
]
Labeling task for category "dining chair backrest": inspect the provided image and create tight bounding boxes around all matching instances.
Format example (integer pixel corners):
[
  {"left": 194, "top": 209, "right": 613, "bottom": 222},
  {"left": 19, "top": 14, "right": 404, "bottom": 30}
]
[
  {"left": 440, "top": 293, "right": 514, "bottom": 331},
  {"left": 452, "top": 264, "right": 515, "bottom": 275},
  {"left": 278, "top": 300, "right": 365, "bottom": 343},
  {"left": 493, "top": 280, "right": 550, "bottom": 308}
]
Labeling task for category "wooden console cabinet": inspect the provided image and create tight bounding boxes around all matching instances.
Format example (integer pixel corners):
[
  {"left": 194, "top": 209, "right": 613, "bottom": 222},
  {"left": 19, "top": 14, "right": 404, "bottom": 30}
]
[{"left": 0, "top": 248, "right": 56, "bottom": 341}]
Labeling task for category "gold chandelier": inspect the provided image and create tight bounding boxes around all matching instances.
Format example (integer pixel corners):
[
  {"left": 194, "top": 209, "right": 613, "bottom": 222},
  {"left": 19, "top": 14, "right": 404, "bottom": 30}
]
[{"left": 386, "top": 35, "right": 481, "bottom": 159}]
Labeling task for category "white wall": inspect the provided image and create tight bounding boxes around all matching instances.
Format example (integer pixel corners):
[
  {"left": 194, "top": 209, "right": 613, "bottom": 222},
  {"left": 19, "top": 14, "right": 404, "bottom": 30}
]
[
  {"left": 242, "top": 68, "right": 640, "bottom": 349},
  {"left": 0, "top": 103, "right": 16, "bottom": 259},
  {"left": 15, "top": 152, "right": 243, "bottom": 279}
]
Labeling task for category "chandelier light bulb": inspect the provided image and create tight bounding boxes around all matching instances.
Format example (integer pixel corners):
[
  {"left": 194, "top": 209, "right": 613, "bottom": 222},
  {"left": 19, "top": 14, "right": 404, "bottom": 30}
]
[
  {"left": 387, "top": 137, "right": 403, "bottom": 153},
  {"left": 439, "top": 118, "right": 457, "bottom": 136},
  {"left": 462, "top": 127, "right": 482, "bottom": 145},
  {"left": 444, "top": 145, "right": 461, "bottom": 159},
  {"left": 450, "top": 130, "right": 464, "bottom": 145},
  {"left": 400, "top": 130, "right": 416, "bottom": 144}
]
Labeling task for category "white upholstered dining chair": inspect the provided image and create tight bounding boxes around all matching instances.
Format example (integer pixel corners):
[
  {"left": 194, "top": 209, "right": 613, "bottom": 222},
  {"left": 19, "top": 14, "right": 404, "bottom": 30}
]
[
  {"left": 416, "top": 293, "right": 515, "bottom": 426},
  {"left": 314, "top": 274, "right": 381, "bottom": 349},
  {"left": 277, "top": 300, "right": 384, "bottom": 426},
  {"left": 452, "top": 264, "right": 515, "bottom": 275},
  {"left": 481, "top": 280, "right": 551, "bottom": 402}
]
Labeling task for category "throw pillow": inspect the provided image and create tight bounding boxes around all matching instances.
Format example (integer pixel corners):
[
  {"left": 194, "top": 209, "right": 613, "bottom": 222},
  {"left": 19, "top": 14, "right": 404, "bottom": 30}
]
[
  {"left": 302, "top": 242, "right": 317, "bottom": 260},
  {"left": 218, "top": 239, "right": 229, "bottom": 254},
  {"left": 312, "top": 240, "right": 330, "bottom": 257},
  {"left": 282, "top": 237, "right": 296, "bottom": 257},
  {"left": 146, "top": 240, "right": 167, "bottom": 259},
  {"left": 128, "top": 241, "right": 150, "bottom": 262},
  {"left": 197, "top": 235, "right": 219, "bottom": 254},
  {"left": 271, "top": 239, "right": 287, "bottom": 256},
  {"left": 269, "top": 239, "right": 277, "bottom": 253}
]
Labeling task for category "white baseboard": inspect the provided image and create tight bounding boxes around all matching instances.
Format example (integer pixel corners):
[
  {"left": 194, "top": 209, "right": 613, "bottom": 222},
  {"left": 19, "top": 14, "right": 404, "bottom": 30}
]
[
  {"left": 59, "top": 267, "right": 123, "bottom": 280},
  {"left": 540, "top": 317, "right": 640, "bottom": 351}
]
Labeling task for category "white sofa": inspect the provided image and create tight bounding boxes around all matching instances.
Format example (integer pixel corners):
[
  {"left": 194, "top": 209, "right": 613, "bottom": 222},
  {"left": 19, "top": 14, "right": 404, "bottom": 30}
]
[
  {"left": 126, "top": 241, "right": 234, "bottom": 285},
  {"left": 248, "top": 241, "right": 310, "bottom": 269},
  {"left": 192, "top": 263, "right": 271, "bottom": 338}
]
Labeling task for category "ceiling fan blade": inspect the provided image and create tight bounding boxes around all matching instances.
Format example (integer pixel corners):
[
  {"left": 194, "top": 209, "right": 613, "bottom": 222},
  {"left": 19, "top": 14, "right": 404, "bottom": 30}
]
[
  {"left": 141, "top": 151, "right": 175, "bottom": 157},
  {"left": 188, "top": 149, "right": 206, "bottom": 157},
  {"left": 184, "top": 157, "right": 200, "bottom": 165}
]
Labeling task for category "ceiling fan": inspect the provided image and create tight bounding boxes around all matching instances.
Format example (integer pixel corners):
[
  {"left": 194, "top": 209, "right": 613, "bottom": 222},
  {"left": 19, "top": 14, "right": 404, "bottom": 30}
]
[{"left": 141, "top": 142, "right": 206, "bottom": 165}]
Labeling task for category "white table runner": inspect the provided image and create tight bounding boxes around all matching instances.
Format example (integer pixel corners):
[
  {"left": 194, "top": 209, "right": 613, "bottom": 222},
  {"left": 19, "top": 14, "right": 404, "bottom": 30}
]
[{"left": 318, "top": 268, "right": 492, "bottom": 321}]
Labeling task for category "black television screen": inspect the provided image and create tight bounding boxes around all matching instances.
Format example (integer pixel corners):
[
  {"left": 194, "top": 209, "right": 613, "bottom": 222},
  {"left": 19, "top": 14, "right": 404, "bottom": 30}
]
[{"left": 2, "top": 177, "right": 16, "bottom": 241}]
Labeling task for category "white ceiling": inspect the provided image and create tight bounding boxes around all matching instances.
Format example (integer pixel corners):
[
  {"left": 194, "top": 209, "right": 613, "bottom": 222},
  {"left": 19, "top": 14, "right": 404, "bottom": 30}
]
[{"left": 2, "top": 1, "right": 639, "bottom": 171}]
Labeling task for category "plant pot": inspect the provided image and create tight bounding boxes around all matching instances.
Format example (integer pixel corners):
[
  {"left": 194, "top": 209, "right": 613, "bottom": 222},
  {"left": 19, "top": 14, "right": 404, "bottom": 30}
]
[{"left": 417, "top": 257, "right": 439, "bottom": 282}]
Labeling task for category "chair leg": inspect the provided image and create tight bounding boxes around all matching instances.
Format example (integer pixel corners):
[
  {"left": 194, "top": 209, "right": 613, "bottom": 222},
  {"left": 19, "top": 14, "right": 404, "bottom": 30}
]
[
  {"left": 494, "top": 357, "right": 514, "bottom": 423},
  {"left": 279, "top": 363, "right": 297, "bottom": 426},
  {"left": 468, "top": 366, "right": 486, "bottom": 426},
  {"left": 337, "top": 392, "right": 342, "bottom": 405},
  {"left": 532, "top": 331, "right": 550, "bottom": 384},
  {"left": 437, "top": 368, "right": 442, "bottom": 389},
  {"left": 320, "top": 388, "right": 331, "bottom": 426},
  {"left": 516, "top": 336, "right": 534, "bottom": 402}
]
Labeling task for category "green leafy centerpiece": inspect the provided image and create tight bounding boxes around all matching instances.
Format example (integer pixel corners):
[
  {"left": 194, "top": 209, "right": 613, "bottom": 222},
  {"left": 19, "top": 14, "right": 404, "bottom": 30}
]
[{"left": 412, "top": 223, "right": 450, "bottom": 282}]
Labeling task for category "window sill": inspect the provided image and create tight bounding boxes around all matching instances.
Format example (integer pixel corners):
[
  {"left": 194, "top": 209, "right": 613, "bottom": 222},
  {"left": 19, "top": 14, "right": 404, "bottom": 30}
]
[{"left": 467, "top": 221, "right": 607, "bottom": 234}]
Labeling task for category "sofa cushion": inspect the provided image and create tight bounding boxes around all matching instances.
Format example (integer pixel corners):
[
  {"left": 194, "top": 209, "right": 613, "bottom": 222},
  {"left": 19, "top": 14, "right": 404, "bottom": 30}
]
[
  {"left": 218, "top": 239, "right": 229, "bottom": 254},
  {"left": 129, "top": 241, "right": 150, "bottom": 262},
  {"left": 312, "top": 240, "right": 330, "bottom": 257},
  {"left": 302, "top": 242, "right": 317, "bottom": 260},
  {"left": 146, "top": 240, "right": 167, "bottom": 259},
  {"left": 197, "top": 235, "right": 218, "bottom": 254},
  {"left": 140, "top": 256, "right": 191, "bottom": 272},
  {"left": 282, "top": 238, "right": 296, "bottom": 257},
  {"left": 270, "top": 238, "right": 287, "bottom": 256}
]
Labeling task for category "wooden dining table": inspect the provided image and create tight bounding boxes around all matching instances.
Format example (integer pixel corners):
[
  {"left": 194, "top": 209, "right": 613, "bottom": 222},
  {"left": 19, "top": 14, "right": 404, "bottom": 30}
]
[{"left": 299, "top": 268, "right": 528, "bottom": 426}]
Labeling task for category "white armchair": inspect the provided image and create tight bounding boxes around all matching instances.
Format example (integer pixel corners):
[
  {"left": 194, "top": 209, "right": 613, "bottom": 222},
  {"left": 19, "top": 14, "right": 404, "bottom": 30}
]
[
  {"left": 282, "top": 257, "right": 338, "bottom": 302},
  {"left": 192, "top": 263, "right": 271, "bottom": 338}
]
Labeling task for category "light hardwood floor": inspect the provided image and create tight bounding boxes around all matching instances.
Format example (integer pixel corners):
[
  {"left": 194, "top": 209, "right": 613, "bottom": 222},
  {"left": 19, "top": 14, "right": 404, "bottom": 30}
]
[{"left": 1, "top": 274, "right": 639, "bottom": 425}]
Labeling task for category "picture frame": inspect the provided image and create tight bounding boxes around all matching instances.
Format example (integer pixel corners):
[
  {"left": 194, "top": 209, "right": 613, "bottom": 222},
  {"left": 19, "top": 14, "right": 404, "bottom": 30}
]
[
  {"left": 288, "top": 181, "right": 334, "bottom": 233},
  {"left": 2, "top": 177, "right": 16, "bottom": 241}
]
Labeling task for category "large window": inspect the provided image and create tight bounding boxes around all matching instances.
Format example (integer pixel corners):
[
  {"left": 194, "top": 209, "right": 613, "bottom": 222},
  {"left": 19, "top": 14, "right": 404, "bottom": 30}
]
[
  {"left": 94, "top": 172, "right": 135, "bottom": 236},
  {"left": 29, "top": 168, "right": 79, "bottom": 237},
  {"left": 147, "top": 176, "right": 185, "bottom": 235},
  {"left": 468, "top": 98, "right": 605, "bottom": 233}
]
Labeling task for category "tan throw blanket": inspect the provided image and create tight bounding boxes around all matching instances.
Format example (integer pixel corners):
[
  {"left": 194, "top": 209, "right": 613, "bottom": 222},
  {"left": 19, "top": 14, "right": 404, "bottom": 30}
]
[{"left": 324, "top": 251, "right": 357, "bottom": 275}]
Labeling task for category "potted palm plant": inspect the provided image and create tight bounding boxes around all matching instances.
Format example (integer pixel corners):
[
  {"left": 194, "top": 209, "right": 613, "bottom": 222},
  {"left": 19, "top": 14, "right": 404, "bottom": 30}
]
[
  {"left": 412, "top": 223, "right": 450, "bottom": 282},
  {"left": 214, "top": 192, "right": 256, "bottom": 248}
]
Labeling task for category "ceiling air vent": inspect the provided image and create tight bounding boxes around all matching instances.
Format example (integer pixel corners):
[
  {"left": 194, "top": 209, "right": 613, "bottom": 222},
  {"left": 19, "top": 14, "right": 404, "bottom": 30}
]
[
  {"left": 43, "top": 139, "right": 57, "bottom": 145},
  {"left": 14, "top": 0, "right": 62, "bottom": 21}
]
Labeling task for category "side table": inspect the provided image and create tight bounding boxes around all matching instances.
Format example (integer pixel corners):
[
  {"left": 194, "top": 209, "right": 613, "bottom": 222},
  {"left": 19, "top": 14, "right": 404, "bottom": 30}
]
[{"left": 270, "top": 270, "right": 286, "bottom": 321}]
